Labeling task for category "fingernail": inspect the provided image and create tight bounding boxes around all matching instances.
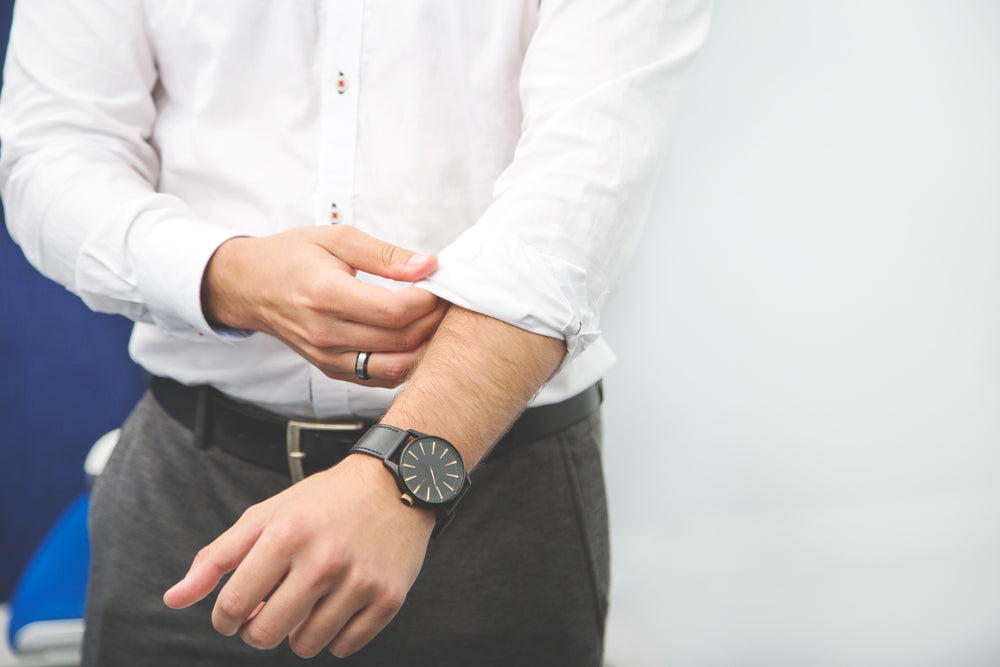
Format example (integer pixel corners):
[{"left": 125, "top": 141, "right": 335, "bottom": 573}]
[
  {"left": 247, "top": 601, "right": 266, "bottom": 621},
  {"left": 406, "top": 253, "right": 433, "bottom": 267}
]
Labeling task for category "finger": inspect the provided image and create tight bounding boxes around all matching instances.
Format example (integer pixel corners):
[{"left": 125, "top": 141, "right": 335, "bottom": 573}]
[
  {"left": 360, "top": 346, "right": 427, "bottom": 384},
  {"left": 359, "top": 292, "right": 448, "bottom": 344},
  {"left": 326, "top": 592, "right": 404, "bottom": 659},
  {"left": 265, "top": 295, "right": 442, "bottom": 372},
  {"left": 212, "top": 531, "right": 297, "bottom": 637},
  {"left": 261, "top": 322, "right": 427, "bottom": 388},
  {"left": 300, "top": 343, "right": 427, "bottom": 389},
  {"left": 311, "top": 348, "right": 426, "bottom": 389},
  {"left": 239, "top": 572, "right": 333, "bottom": 653},
  {"left": 296, "top": 315, "right": 428, "bottom": 356},
  {"left": 317, "top": 346, "right": 428, "bottom": 388},
  {"left": 320, "top": 280, "right": 441, "bottom": 330},
  {"left": 163, "top": 519, "right": 264, "bottom": 610},
  {"left": 286, "top": 587, "right": 372, "bottom": 659},
  {"left": 310, "top": 298, "right": 446, "bottom": 354},
  {"left": 319, "top": 225, "right": 438, "bottom": 283}
]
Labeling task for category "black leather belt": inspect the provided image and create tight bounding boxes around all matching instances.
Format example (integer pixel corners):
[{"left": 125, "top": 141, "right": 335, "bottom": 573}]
[{"left": 150, "top": 376, "right": 602, "bottom": 481}]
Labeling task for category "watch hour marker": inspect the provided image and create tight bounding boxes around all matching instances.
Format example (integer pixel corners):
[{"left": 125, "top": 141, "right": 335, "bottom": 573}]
[
  {"left": 405, "top": 475, "right": 417, "bottom": 482},
  {"left": 431, "top": 441, "right": 436, "bottom": 455}
]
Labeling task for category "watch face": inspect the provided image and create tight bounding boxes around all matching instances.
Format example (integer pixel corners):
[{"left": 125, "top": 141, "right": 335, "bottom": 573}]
[{"left": 398, "top": 436, "right": 466, "bottom": 505}]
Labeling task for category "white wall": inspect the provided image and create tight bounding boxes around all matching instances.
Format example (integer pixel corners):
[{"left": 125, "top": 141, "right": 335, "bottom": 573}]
[{"left": 601, "top": 1, "right": 1000, "bottom": 665}]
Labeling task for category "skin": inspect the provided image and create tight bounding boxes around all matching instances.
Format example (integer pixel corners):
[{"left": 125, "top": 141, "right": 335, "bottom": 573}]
[
  {"left": 164, "top": 225, "right": 566, "bottom": 658},
  {"left": 199, "top": 224, "right": 448, "bottom": 389}
]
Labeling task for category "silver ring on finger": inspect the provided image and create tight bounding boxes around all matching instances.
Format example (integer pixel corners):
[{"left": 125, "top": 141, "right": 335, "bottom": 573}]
[{"left": 355, "top": 351, "right": 373, "bottom": 381}]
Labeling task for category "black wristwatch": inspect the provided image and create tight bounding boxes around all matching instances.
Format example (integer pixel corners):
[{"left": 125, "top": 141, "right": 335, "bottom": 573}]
[{"left": 350, "top": 424, "right": 471, "bottom": 538}]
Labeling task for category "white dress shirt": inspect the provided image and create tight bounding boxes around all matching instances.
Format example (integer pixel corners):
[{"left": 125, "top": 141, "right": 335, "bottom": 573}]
[{"left": 0, "top": 0, "right": 710, "bottom": 419}]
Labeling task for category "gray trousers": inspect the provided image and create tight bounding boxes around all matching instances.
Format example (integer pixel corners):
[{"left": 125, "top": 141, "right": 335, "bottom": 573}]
[{"left": 82, "top": 392, "right": 609, "bottom": 666}]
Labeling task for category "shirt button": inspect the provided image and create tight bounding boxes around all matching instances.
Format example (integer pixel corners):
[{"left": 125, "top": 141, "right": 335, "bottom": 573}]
[
  {"left": 329, "top": 203, "right": 341, "bottom": 223},
  {"left": 336, "top": 72, "right": 349, "bottom": 94}
]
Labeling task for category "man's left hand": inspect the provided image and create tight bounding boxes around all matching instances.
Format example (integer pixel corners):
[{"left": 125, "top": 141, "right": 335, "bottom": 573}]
[{"left": 163, "top": 454, "right": 435, "bottom": 658}]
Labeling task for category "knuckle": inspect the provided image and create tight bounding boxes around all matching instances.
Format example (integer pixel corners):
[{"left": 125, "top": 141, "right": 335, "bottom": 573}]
[
  {"left": 300, "top": 324, "right": 340, "bottom": 350},
  {"left": 381, "top": 358, "right": 411, "bottom": 385},
  {"left": 318, "top": 356, "right": 351, "bottom": 379},
  {"left": 301, "top": 348, "right": 343, "bottom": 376},
  {"left": 331, "top": 639, "right": 366, "bottom": 659},
  {"left": 214, "top": 588, "right": 244, "bottom": 623},
  {"left": 381, "top": 303, "right": 410, "bottom": 330},
  {"left": 311, "top": 548, "right": 349, "bottom": 585},
  {"left": 238, "top": 504, "right": 262, "bottom": 525},
  {"left": 319, "top": 355, "right": 351, "bottom": 379},
  {"left": 395, "top": 328, "right": 423, "bottom": 352},
  {"left": 289, "top": 636, "right": 322, "bottom": 659},
  {"left": 193, "top": 544, "right": 213, "bottom": 566},
  {"left": 343, "top": 569, "right": 376, "bottom": 601},
  {"left": 268, "top": 517, "right": 304, "bottom": 547},
  {"left": 292, "top": 288, "right": 322, "bottom": 314},
  {"left": 377, "top": 243, "right": 401, "bottom": 270},
  {"left": 374, "top": 585, "right": 407, "bottom": 615},
  {"left": 245, "top": 622, "right": 282, "bottom": 650}
]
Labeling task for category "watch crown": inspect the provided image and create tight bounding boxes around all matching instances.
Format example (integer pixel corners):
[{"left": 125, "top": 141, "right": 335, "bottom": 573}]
[{"left": 400, "top": 493, "right": 415, "bottom": 507}]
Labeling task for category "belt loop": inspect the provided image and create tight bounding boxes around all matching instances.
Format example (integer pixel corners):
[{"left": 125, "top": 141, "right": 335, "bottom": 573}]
[{"left": 192, "top": 386, "right": 212, "bottom": 451}]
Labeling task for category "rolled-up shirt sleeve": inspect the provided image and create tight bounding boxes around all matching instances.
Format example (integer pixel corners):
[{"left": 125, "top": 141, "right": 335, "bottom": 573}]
[
  {"left": 0, "top": 0, "right": 240, "bottom": 340},
  {"left": 418, "top": 0, "right": 712, "bottom": 359}
]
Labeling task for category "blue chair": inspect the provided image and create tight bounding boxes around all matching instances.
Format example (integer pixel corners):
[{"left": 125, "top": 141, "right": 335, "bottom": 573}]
[
  {"left": 6, "top": 494, "right": 89, "bottom": 659},
  {"left": 3, "top": 430, "right": 118, "bottom": 666}
]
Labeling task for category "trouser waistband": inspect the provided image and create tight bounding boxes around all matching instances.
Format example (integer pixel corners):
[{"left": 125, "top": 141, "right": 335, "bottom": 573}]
[{"left": 149, "top": 376, "right": 602, "bottom": 479}]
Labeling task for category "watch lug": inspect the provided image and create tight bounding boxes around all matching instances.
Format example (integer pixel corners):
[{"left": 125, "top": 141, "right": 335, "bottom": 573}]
[{"left": 383, "top": 459, "right": 399, "bottom": 475}]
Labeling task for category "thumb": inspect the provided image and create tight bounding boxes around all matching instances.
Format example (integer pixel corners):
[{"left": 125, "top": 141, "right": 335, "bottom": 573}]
[{"left": 321, "top": 225, "right": 438, "bottom": 282}]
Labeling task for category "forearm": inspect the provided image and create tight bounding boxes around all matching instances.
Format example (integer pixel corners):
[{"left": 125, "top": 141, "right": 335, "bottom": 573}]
[{"left": 381, "top": 305, "right": 566, "bottom": 470}]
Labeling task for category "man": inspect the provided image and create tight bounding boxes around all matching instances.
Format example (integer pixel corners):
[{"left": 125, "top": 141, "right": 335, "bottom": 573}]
[{"left": 0, "top": 1, "right": 710, "bottom": 665}]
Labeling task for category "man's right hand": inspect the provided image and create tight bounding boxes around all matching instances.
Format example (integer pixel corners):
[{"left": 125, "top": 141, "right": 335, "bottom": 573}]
[{"left": 201, "top": 225, "right": 446, "bottom": 387}]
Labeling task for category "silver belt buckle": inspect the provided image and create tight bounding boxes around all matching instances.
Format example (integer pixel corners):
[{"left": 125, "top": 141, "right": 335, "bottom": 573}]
[{"left": 286, "top": 419, "right": 366, "bottom": 483}]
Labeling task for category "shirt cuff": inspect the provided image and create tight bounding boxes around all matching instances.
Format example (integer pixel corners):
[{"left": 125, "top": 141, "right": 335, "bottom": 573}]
[
  {"left": 131, "top": 217, "right": 247, "bottom": 341},
  {"left": 416, "top": 224, "right": 599, "bottom": 360}
]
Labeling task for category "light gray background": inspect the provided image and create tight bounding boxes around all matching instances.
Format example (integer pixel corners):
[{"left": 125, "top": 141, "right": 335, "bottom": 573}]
[{"left": 601, "top": 1, "right": 1000, "bottom": 665}]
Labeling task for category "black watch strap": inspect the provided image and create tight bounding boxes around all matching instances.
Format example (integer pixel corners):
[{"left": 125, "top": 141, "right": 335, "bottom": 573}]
[{"left": 349, "top": 424, "right": 411, "bottom": 461}]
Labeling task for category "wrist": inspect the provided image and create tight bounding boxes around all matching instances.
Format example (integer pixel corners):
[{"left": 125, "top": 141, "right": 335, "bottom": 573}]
[
  {"left": 201, "top": 236, "right": 257, "bottom": 330},
  {"left": 341, "top": 450, "right": 437, "bottom": 531}
]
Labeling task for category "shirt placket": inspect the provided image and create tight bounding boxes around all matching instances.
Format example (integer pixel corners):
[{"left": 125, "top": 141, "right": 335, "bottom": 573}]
[{"left": 310, "top": 0, "right": 365, "bottom": 416}]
